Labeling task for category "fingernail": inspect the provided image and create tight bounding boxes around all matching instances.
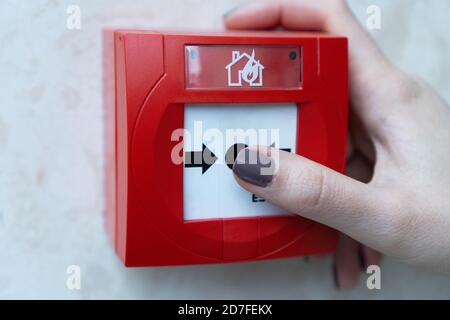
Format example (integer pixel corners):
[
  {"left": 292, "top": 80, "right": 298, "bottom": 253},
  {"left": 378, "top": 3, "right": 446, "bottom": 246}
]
[
  {"left": 223, "top": 5, "right": 241, "bottom": 18},
  {"left": 233, "top": 148, "right": 274, "bottom": 188},
  {"left": 358, "top": 247, "right": 367, "bottom": 272},
  {"left": 333, "top": 263, "right": 340, "bottom": 290}
]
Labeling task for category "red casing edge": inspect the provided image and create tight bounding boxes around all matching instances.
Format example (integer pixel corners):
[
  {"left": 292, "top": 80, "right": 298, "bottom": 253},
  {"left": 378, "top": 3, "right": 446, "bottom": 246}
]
[{"left": 103, "top": 30, "right": 348, "bottom": 267}]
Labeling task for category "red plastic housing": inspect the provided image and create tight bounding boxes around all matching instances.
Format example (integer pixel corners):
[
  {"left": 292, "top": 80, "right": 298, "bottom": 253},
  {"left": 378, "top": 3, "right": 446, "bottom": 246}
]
[{"left": 103, "top": 30, "right": 348, "bottom": 267}]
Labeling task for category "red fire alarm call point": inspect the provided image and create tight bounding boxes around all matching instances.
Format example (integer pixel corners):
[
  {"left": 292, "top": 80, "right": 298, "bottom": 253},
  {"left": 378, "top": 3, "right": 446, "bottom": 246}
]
[{"left": 103, "top": 30, "right": 348, "bottom": 267}]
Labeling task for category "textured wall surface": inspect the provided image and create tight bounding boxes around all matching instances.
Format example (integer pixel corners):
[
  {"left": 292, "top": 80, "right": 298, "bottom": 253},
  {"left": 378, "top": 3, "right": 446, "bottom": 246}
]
[{"left": 1, "top": 0, "right": 450, "bottom": 299}]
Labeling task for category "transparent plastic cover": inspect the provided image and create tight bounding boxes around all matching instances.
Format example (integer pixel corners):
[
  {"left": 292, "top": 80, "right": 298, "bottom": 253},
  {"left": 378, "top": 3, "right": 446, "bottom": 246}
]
[{"left": 185, "top": 45, "right": 301, "bottom": 89}]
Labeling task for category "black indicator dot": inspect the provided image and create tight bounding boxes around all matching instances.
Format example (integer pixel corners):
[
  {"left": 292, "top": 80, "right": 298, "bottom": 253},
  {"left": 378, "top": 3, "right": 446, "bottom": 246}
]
[{"left": 289, "top": 51, "right": 297, "bottom": 60}]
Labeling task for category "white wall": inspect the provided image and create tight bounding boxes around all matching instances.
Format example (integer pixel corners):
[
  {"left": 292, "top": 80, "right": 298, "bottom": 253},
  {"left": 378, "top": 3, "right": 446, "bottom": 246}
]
[{"left": 0, "top": 0, "right": 449, "bottom": 299}]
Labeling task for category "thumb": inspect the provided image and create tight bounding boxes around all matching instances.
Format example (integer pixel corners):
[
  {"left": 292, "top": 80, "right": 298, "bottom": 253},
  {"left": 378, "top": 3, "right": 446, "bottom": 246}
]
[{"left": 232, "top": 147, "right": 393, "bottom": 248}]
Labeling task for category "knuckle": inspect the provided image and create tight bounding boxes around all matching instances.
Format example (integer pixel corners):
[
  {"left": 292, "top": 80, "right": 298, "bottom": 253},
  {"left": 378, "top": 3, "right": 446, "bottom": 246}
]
[
  {"left": 287, "top": 165, "right": 329, "bottom": 214},
  {"left": 308, "top": 167, "right": 327, "bottom": 211}
]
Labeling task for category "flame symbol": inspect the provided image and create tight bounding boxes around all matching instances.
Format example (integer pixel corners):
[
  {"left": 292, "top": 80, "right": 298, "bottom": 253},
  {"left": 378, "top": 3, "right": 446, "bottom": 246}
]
[{"left": 241, "top": 50, "right": 259, "bottom": 84}]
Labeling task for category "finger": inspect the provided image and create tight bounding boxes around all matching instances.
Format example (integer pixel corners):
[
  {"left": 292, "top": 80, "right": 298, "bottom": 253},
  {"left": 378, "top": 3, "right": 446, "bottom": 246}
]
[
  {"left": 225, "top": 0, "right": 394, "bottom": 128},
  {"left": 360, "top": 246, "right": 383, "bottom": 270},
  {"left": 225, "top": 0, "right": 390, "bottom": 77},
  {"left": 232, "top": 147, "right": 392, "bottom": 248},
  {"left": 334, "top": 234, "right": 361, "bottom": 289},
  {"left": 224, "top": 2, "right": 282, "bottom": 30},
  {"left": 225, "top": 1, "right": 325, "bottom": 31}
]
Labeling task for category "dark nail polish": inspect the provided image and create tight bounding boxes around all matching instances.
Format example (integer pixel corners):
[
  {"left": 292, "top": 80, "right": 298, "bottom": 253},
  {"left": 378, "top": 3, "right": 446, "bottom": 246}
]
[
  {"left": 232, "top": 148, "right": 274, "bottom": 188},
  {"left": 333, "top": 263, "right": 340, "bottom": 289},
  {"left": 358, "top": 247, "right": 367, "bottom": 272}
]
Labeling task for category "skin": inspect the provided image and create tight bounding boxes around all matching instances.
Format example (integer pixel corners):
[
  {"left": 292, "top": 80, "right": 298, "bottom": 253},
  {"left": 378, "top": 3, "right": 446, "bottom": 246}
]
[{"left": 225, "top": 0, "right": 450, "bottom": 288}]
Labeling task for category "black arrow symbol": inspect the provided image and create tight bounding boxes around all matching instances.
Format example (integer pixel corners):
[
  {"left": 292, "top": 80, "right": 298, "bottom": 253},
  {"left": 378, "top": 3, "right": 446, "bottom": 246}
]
[{"left": 184, "top": 144, "right": 218, "bottom": 174}]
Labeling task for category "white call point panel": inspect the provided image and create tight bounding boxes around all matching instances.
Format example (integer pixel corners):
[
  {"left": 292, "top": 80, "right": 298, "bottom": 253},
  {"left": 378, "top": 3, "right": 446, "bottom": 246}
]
[{"left": 183, "top": 103, "right": 298, "bottom": 220}]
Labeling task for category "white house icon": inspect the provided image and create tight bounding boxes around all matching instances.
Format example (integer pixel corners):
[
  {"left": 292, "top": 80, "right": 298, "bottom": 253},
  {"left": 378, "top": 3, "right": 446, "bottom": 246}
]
[{"left": 225, "top": 49, "right": 264, "bottom": 87}]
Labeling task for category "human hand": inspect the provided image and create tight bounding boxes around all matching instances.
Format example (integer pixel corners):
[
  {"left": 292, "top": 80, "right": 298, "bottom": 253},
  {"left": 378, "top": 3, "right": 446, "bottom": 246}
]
[{"left": 225, "top": 0, "right": 450, "bottom": 288}]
